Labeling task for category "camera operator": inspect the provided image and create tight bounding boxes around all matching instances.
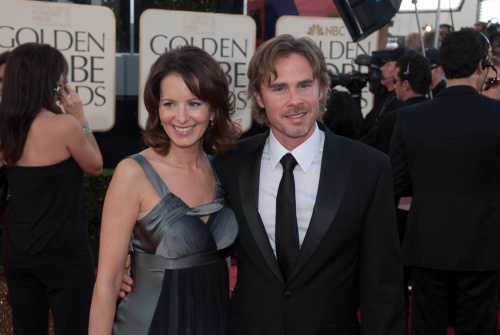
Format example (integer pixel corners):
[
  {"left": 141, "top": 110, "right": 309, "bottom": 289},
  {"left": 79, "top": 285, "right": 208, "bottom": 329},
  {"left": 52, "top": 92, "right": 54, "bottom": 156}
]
[
  {"left": 360, "top": 47, "right": 418, "bottom": 146},
  {"left": 372, "top": 54, "right": 431, "bottom": 154}
]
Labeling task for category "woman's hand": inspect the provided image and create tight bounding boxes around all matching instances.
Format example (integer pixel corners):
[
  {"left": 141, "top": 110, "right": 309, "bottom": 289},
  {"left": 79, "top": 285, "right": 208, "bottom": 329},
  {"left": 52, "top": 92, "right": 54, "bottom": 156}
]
[{"left": 58, "top": 84, "right": 86, "bottom": 124}]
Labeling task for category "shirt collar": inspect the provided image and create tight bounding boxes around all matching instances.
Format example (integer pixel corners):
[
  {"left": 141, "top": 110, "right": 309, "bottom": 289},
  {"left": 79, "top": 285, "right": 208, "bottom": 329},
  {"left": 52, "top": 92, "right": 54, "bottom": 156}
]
[{"left": 269, "top": 122, "right": 322, "bottom": 172}]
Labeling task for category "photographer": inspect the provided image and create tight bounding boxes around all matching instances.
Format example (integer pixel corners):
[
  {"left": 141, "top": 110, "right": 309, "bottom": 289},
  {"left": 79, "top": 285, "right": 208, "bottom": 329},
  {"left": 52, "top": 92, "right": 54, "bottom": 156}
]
[{"left": 360, "top": 47, "right": 418, "bottom": 150}]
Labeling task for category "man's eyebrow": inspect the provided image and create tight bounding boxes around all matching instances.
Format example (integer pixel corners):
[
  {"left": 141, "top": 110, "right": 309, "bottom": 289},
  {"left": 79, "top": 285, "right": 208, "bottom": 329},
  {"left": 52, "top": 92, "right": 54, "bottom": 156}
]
[{"left": 268, "top": 78, "right": 315, "bottom": 88}]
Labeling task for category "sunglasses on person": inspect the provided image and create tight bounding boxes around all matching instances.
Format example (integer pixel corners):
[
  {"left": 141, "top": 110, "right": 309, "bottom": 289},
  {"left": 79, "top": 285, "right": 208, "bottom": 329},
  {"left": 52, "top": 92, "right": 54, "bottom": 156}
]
[{"left": 484, "top": 77, "right": 500, "bottom": 91}]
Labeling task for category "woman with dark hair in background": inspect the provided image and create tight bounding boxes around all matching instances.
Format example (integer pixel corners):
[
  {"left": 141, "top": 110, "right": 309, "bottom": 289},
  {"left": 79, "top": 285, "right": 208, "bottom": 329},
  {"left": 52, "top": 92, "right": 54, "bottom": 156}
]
[
  {"left": 89, "top": 45, "right": 239, "bottom": 335},
  {"left": 322, "top": 89, "right": 364, "bottom": 140},
  {"left": 0, "top": 43, "right": 103, "bottom": 334},
  {"left": 0, "top": 50, "right": 9, "bottom": 96}
]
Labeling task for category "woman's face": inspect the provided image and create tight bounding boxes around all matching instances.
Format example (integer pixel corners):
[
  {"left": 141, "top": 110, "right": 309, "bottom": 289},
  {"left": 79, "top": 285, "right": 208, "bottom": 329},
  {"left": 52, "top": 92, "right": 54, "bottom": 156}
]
[{"left": 158, "top": 73, "right": 213, "bottom": 152}]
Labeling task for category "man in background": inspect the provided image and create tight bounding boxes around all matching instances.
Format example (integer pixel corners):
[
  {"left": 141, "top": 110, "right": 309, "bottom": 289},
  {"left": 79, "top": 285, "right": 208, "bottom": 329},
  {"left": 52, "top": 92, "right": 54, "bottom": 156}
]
[
  {"left": 425, "top": 48, "right": 446, "bottom": 97},
  {"left": 405, "top": 32, "right": 422, "bottom": 52},
  {"left": 361, "top": 47, "right": 418, "bottom": 142},
  {"left": 481, "top": 55, "right": 500, "bottom": 99},
  {"left": 390, "top": 28, "right": 500, "bottom": 335}
]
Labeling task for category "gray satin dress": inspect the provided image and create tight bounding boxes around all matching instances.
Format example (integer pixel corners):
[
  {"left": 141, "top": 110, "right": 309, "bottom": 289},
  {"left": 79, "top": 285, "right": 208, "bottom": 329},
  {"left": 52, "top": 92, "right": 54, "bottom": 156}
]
[{"left": 112, "top": 154, "right": 238, "bottom": 335}]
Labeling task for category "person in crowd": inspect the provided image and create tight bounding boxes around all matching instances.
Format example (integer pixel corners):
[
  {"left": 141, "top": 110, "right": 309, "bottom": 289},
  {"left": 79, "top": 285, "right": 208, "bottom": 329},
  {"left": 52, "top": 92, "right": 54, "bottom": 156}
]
[
  {"left": 425, "top": 48, "right": 447, "bottom": 97},
  {"left": 439, "top": 23, "right": 453, "bottom": 45},
  {"left": 487, "top": 25, "right": 500, "bottom": 56},
  {"left": 362, "top": 48, "right": 408, "bottom": 136},
  {"left": 121, "top": 34, "right": 406, "bottom": 335},
  {"left": 423, "top": 30, "right": 436, "bottom": 49},
  {"left": 390, "top": 28, "right": 500, "bottom": 335},
  {"left": 361, "top": 48, "right": 410, "bottom": 137},
  {"left": 374, "top": 54, "right": 431, "bottom": 155},
  {"left": 481, "top": 55, "right": 500, "bottom": 99},
  {"left": 0, "top": 43, "right": 103, "bottom": 335},
  {"left": 474, "top": 21, "right": 487, "bottom": 33},
  {"left": 405, "top": 32, "right": 422, "bottom": 52},
  {"left": 0, "top": 49, "right": 10, "bottom": 333},
  {"left": 89, "top": 45, "right": 240, "bottom": 335},
  {"left": 322, "top": 89, "right": 364, "bottom": 140},
  {"left": 386, "top": 54, "right": 431, "bottom": 326},
  {"left": 0, "top": 50, "right": 9, "bottom": 228},
  {"left": 361, "top": 47, "right": 418, "bottom": 149},
  {"left": 0, "top": 51, "right": 9, "bottom": 97}
]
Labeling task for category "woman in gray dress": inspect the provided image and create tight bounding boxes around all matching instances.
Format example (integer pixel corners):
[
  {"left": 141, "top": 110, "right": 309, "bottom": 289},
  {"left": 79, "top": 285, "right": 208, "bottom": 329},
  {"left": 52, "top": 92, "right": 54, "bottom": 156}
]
[{"left": 89, "top": 46, "right": 240, "bottom": 335}]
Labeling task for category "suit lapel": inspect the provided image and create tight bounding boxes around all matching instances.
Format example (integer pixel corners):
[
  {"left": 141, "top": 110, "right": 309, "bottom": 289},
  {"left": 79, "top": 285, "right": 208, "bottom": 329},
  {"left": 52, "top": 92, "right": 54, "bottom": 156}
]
[
  {"left": 289, "top": 128, "right": 350, "bottom": 280},
  {"left": 238, "top": 133, "right": 285, "bottom": 282}
]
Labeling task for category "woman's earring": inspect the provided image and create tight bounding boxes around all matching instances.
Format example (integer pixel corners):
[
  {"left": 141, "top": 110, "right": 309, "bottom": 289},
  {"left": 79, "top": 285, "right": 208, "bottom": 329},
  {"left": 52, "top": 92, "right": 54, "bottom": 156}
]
[{"left": 210, "top": 117, "right": 215, "bottom": 127}]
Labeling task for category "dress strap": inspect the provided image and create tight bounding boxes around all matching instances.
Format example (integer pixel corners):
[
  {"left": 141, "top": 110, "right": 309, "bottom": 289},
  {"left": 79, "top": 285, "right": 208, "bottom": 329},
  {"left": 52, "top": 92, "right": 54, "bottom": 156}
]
[
  {"left": 128, "top": 154, "right": 169, "bottom": 198},
  {"left": 132, "top": 248, "right": 230, "bottom": 270}
]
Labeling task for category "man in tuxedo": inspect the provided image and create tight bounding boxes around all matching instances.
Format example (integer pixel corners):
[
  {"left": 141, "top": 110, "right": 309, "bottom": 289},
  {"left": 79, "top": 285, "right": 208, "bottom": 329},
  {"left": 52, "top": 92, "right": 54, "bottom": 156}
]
[
  {"left": 215, "top": 34, "right": 405, "bottom": 335},
  {"left": 390, "top": 28, "right": 500, "bottom": 335}
]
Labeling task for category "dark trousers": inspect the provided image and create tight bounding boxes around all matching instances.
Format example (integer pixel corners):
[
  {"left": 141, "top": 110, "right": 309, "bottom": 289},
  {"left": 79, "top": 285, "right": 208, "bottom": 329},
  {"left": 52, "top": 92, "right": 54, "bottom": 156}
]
[
  {"left": 4, "top": 257, "right": 95, "bottom": 335},
  {"left": 411, "top": 267, "right": 500, "bottom": 335}
]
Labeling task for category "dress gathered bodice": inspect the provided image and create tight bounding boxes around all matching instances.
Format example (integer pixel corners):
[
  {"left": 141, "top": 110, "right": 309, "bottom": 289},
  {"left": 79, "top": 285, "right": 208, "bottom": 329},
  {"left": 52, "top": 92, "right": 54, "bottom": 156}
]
[{"left": 113, "top": 154, "right": 238, "bottom": 335}]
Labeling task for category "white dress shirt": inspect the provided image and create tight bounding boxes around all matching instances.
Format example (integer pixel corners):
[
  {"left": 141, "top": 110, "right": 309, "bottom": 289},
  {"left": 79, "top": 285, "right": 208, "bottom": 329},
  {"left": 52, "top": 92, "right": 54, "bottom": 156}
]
[{"left": 258, "top": 123, "right": 324, "bottom": 255}]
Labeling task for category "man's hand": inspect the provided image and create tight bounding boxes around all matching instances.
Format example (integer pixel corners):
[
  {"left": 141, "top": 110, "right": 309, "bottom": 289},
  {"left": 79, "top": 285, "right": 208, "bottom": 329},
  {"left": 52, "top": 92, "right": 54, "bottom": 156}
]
[{"left": 119, "top": 254, "right": 133, "bottom": 299}]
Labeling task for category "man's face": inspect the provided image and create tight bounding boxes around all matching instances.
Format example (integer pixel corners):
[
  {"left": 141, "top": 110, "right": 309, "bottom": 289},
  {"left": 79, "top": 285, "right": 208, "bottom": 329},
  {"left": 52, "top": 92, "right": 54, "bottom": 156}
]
[
  {"left": 439, "top": 26, "right": 451, "bottom": 43},
  {"left": 380, "top": 60, "right": 397, "bottom": 90},
  {"left": 482, "top": 76, "right": 500, "bottom": 100},
  {"left": 254, "top": 53, "right": 322, "bottom": 151},
  {"left": 492, "top": 35, "right": 500, "bottom": 56},
  {"left": 430, "top": 63, "right": 444, "bottom": 87},
  {"left": 393, "top": 68, "right": 404, "bottom": 100}
]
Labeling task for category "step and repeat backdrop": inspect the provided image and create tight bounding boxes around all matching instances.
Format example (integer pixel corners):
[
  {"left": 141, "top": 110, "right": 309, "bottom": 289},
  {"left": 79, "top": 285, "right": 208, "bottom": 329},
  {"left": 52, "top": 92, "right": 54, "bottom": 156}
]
[
  {"left": 138, "top": 9, "right": 256, "bottom": 131},
  {"left": 0, "top": 1, "right": 380, "bottom": 131},
  {"left": 0, "top": 0, "right": 116, "bottom": 131}
]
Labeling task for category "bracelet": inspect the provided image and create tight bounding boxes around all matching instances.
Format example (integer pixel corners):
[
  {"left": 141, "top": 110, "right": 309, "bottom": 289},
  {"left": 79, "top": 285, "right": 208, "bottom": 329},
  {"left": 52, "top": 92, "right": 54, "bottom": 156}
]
[{"left": 81, "top": 122, "right": 92, "bottom": 134}]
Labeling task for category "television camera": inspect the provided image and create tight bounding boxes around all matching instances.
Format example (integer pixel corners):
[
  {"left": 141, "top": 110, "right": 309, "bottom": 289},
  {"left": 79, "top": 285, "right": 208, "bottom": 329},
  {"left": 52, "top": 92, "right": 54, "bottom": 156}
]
[{"left": 328, "top": 53, "right": 383, "bottom": 96}]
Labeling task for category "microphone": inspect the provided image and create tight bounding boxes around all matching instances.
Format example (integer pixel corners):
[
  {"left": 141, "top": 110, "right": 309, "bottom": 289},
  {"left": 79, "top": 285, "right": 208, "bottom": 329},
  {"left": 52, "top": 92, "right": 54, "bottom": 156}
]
[{"left": 491, "top": 64, "right": 498, "bottom": 78}]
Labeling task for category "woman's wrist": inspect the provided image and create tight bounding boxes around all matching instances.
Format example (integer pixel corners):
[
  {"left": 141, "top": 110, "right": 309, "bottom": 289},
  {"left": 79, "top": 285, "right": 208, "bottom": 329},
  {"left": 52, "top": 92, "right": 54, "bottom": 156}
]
[{"left": 81, "top": 122, "right": 92, "bottom": 134}]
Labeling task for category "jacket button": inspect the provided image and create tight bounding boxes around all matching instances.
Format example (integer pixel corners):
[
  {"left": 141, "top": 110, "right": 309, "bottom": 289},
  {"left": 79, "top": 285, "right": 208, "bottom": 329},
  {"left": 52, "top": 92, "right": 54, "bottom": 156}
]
[{"left": 283, "top": 290, "right": 292, "bottom": 299}]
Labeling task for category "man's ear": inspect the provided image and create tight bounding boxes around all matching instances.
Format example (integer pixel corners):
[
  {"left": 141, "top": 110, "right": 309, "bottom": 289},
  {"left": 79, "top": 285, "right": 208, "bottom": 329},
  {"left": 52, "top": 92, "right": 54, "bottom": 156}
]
[
  {"left": 403, "top": 79, "right": 411, "bottom": 91},
  {"left": 254, "top": 92, "right": 265, "bottom": 108}
]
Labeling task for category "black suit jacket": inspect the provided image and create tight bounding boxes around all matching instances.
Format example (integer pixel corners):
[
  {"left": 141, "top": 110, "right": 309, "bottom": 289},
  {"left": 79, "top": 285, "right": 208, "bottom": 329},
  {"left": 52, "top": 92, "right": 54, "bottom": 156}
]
[
  {"left": 366, "top": 96, "right": 429, "bottom": 154},
  {"left": 214, "top": 123, "right": 405, "bottom": 335},
  {"left": 390, "top": 86, "right": 500, "bottom": 271}
]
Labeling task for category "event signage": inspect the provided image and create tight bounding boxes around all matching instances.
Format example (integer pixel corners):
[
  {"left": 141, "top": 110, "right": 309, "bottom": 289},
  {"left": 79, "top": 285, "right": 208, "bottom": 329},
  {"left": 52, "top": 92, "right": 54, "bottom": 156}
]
[
  {"left": 277, "top": 16, "right": 380, "bottom": 115},
  {"left": 0, "top": 0, "right": 116, "bottom": 131},
  {"left": 139, "top": 10, "right": 256, "bottom": 131}
]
